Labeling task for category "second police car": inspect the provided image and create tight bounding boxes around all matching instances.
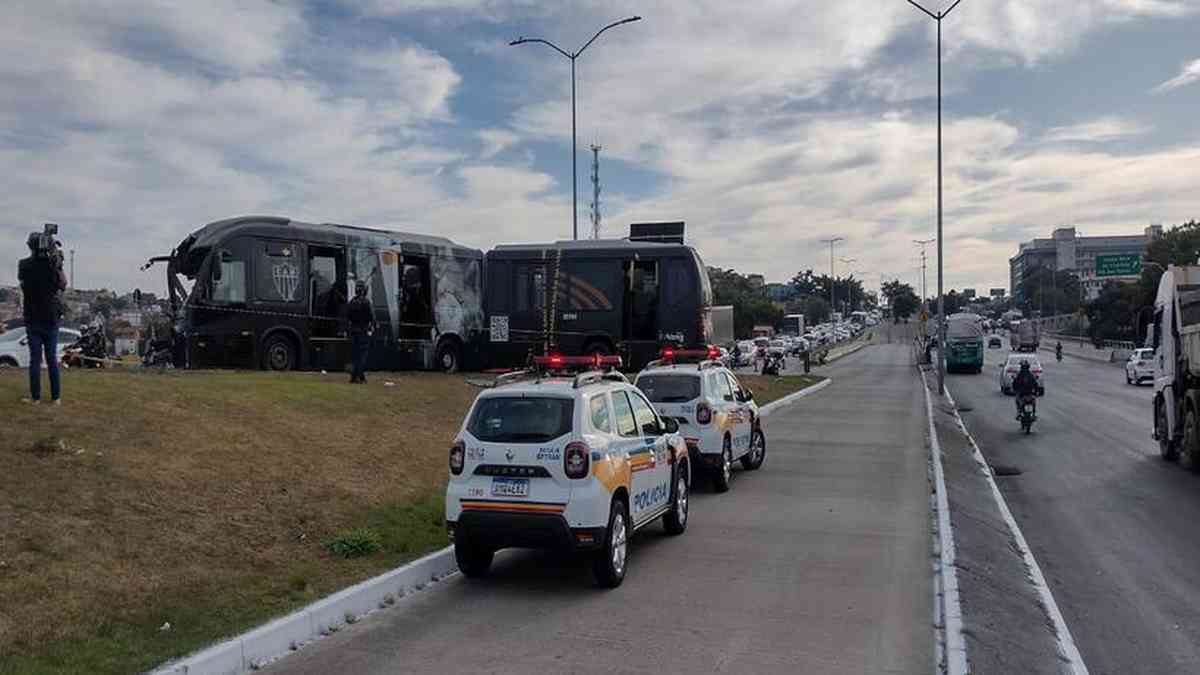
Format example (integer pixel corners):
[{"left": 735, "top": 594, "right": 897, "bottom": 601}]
[
  {"left": 445, "top": 355, "right": 691, "bottom": 588},
  {"left": 634, "top": 348, "right": 766, "bottom": 493}
]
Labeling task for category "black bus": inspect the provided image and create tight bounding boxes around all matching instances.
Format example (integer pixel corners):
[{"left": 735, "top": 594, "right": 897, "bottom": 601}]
[
  {"left": 145, "top": 215, "right": 484, "bottom": 372},
  {"left": 482, "top": 239, "right": 714, "bottom": 369}
]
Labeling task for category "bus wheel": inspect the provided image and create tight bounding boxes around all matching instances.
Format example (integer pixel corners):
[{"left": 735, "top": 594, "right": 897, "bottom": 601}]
[
  {"left": 262, "top": 334, "right": 296, "bottom": 371},
  {"left": 436, "top": 340, "right": 461, "bottom": 373}
]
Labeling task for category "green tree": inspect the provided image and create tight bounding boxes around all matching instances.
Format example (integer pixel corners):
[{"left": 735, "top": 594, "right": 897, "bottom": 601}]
[
  {"left": 709, "top": 267, "right": 784, "bottom": 339},
  {"left": 1139, "top": 220, "right": 1200, "bottom": 308},
  {"left": 1087, "top": 281, "right": 1142, "bottom": 342},
  {"left": 1020, "top": 267, "right": 1081, "bottom": 316},
  {"left": 0, "top": 288, "right": 10, "bottom": 303},
  {"left": 882, "top": 280, "right": 920, "bottom": 319}
]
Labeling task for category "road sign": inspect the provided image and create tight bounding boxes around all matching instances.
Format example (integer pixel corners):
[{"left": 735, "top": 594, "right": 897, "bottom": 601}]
[{"left": 1095, "top": 254, "right": 1142, "bottom": 277}]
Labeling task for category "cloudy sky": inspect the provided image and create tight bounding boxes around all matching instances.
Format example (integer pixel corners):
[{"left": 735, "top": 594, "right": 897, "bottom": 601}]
[{"left": 2, "top": 0, "right": 1199, "bottom": 297}]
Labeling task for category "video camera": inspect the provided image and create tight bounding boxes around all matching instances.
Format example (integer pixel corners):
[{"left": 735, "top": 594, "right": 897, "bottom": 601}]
[{"left": 32, "top": 223, "right": 63, "bottom": 264}]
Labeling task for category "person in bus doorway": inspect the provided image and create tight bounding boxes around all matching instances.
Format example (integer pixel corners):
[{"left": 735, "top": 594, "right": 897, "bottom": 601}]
[{"left": 347, "top": 280, "right": 375, "bottom": 384}]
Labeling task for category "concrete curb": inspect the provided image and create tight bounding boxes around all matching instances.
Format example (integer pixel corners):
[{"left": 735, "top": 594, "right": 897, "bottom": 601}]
[
  {"left": 823, "top": 340, "right": 869, "bottom": 365},
  {"left": 919, "top": 368, "right": 968, "bottom": 675},
  {"left": 941, "top": 387, "right": 1090, "bottom": 675},
  {"left": 151, "top": 546, "right": 458, "bottom": 675},
  {"left": 758, "top": 378, "right": 832, "bottom": 417}
]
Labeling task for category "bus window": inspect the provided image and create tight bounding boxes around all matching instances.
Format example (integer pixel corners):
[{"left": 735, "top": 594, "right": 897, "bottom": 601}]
[
  {"left": 211, "top": 250, "right": 246, "bottom": 304},
  {"left": 515, "top": 265, "right": 546, "bottom": 313},
  {"left": 256, "top": 241, "right": 302, "bottom": 304},
  {"left": 624, "top": 260, "right": 659, "bottom": 341},
  {"left": 558, "top": 261, "right": 617, "bottom": 311}
]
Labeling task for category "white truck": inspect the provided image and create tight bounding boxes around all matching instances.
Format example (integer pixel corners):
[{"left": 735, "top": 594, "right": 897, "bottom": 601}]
[
  {"left": 1009, "top": 320, "right": 1040, "bottom": 352},
  {"left": 1151, "top": 265, "right": 1200, "bottom": 469}
]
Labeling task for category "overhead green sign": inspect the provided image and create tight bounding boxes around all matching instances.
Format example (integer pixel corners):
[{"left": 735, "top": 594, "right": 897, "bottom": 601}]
[{"left": 1095, "top": 254, "right": 1142, "bottom": 277}]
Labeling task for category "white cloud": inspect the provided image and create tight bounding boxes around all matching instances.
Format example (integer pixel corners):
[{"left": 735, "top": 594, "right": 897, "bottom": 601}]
[
  {"left": 1042, "top": 116, "right": 1150, "bottom": 143},
  {"left": 1153, "top": 58, "right": 1200, "bottom": 93},
  {"left": 477, "top": 128, "right": 520, "bottom": 158}
]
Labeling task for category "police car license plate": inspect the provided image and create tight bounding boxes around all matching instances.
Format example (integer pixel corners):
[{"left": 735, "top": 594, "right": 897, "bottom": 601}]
[{"left": 491, "top": 478, "right": 529, "bottom": 498}]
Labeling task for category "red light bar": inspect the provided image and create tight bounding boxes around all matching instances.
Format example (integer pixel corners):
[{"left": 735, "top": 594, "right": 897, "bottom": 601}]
[
  {"left": 659, "top": 346, "right": 721, "bottom": 362},
  {"left": 533, "top": 354, "right": 623, "bottom": 370}
]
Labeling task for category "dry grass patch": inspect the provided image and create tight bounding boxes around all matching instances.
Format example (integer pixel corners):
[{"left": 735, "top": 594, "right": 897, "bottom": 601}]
[{"left": 0, "top": 368, "right": 480, "bottom": 674}]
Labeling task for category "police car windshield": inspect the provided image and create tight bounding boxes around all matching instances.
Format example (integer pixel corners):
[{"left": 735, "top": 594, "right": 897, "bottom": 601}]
[
  {"left": 637, "top": 374, "right": 701, "bottom": 403},
  {"left": 468, "top": 396, "right": 574, "bottom": 443}
]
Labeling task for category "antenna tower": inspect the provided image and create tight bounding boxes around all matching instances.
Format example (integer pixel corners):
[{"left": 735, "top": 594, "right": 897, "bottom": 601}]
[{"left": 590, "top": 143, "right": 602, "bottom": 239}]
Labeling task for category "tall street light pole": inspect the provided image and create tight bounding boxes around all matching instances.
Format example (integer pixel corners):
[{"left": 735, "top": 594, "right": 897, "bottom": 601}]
[
  {"left": 840, "top": 257, "right": 858, "bottom": 315},
  {"left": 914, "top": 238, "right": 934, "bottom": 305},
  {"left": 907, "top": 0, "right": 963, "bottom": 396},
  {"left": 511, "top": 16, "right": 642, "bottom": 240},
  {"left": 822, "top": 237, "right": 844, "bottom": 318}
]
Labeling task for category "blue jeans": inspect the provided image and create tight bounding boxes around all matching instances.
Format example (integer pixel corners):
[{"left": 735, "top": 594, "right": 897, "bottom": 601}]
[
  {"left": 350, "top": 333, "right": 370, "bottom": 382},
  {"left": 27, "top": 323, "right": 61, "bottom": 401}
]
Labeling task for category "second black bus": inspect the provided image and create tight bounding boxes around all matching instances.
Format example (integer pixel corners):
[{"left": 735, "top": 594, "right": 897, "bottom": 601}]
[{"left": 483, "top": 239, "right": 714, "bottom": 369}]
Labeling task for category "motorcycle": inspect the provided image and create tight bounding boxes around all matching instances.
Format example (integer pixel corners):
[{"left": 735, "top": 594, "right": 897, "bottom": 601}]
[
  {"left": 1055, "top": 344, "right": 1063, "bottom": 362},
  {"left": 1017, "top": 394, "right": 1037, "bottom": 434},
  {"left": 62, "top": 325, "right": 108, "bottom": 368},
  {"left": 761, "top": 351, "right": 786, "bottom": 376}
]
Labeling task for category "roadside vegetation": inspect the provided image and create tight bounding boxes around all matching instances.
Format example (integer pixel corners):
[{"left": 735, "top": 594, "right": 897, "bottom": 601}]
[{"left": 0, "top": 367, "right": 822, "bottom": 674}]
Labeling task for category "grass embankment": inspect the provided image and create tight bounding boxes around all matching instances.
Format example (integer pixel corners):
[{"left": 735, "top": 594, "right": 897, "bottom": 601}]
[{"left": 0, "top": 367, "right": 823, "bottom": 674}]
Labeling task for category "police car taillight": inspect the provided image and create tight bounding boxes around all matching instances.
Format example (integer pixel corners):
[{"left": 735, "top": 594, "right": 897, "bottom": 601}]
[
  {"left": 564, "top": 441, "right": 590, "bottom": 479},
  {"left": 449, "top": 440, "right": 465, "bottom": 475},
  {"left": 696, "top": 402, "right": 713, "bottom": 425}
]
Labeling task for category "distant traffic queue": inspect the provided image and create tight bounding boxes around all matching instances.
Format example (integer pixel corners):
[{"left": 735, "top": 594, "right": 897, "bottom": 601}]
[{"left": 144, "top": 215, "right": 713, "bottom": 372}]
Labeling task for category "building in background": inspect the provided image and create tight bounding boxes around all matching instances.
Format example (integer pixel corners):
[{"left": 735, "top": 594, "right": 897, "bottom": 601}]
[
  {"left": 1009, "top": 225, "right": 1161, "bottom": 304},
  {"left": 962, "top": 288, "right": 976, "bottom": 300},
  {"left": 989, "top": 288, "right": 1006, "bottom": 298}
]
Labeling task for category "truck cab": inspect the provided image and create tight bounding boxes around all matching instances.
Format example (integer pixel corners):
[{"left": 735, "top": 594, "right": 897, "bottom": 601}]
[{"left": 1152, "top": 265, "right": 1200, "bottom": 468}]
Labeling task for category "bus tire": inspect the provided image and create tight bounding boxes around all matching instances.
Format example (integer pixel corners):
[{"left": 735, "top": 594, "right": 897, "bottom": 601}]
[
  {"left": 262, "top": 333, "right": 297, "bottom": 371},
  {"left": 435, "top": 338, "right": 461, "bottom": 373}
]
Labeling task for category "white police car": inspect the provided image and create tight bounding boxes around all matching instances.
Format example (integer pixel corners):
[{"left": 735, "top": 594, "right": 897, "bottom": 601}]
[
  {"left": 445, "top": 355, "right": 691, "bottom": 588},
  {"left": 634, "top": 348, "right": 765, "bottom": 493}
]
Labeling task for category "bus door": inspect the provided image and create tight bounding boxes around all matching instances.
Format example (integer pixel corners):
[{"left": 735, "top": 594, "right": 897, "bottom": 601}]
[
  {"left": 513, "top": 263, "right": 549, "bottom": 353},
  {"left": 398, "top": 255, "right": 434, "bottom": 367},
  {"left": 624, "top": 260, "right": 660, "bottom": 342},
  {"left": 307, "top": 245, "right": 349, "bottom": 371}
]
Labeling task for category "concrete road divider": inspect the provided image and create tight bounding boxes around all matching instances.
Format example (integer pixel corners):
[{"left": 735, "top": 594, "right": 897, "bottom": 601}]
[{"left": 152, "top": 547, "right": 458, "bottom": 674}]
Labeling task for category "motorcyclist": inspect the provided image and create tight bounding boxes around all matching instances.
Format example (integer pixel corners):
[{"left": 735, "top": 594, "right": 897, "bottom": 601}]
[
  {"left": 1055, "top": 341, "right": 1063, "bottom": 361},
  {"left": 1012, "top": 360, "right": 1039, "bottom": 418}
]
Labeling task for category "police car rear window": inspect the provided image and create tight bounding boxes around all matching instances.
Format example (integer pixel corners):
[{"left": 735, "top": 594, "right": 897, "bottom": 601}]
[
  {"left": 637, "top": 374, "right": 701, "bottom": 402},
  {"left": 468, "top": 397, "right": 574, "bottom": 443}
]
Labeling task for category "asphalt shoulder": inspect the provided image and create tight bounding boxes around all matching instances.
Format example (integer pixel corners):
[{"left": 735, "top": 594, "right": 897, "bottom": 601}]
[{"left": 925, "top": 370, "right": 1063, "bottom": 675}]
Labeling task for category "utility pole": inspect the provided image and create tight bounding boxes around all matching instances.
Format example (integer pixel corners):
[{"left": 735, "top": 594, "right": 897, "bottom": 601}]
[
  {"left": 69, "top": 249, "right": 76, "bottom": 289},
  {"left": 913, "top": 238, "right": 934, "bottom": 309},
  {"left": 821, "top": 237, "right": 844, "bottom": 319},
  {"left": 906, "top": 0, "right": 963, "bottom": 397},
  {"left": 590, "top": 143, "right": 602, "bottom": 239},
  {"left": 510, "top": 16, "right": 642, "bottom": 240},
  {"left": 840, "top": 257, "right": 858, "bottom": 315}
]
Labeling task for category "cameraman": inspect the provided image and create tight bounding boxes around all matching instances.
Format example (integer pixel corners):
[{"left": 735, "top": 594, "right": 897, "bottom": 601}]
[{"left": 18, "top": 232, "right": 68, "bottom": 404}]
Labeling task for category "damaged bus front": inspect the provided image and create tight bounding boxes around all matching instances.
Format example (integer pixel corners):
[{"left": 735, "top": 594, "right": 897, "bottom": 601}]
[{"left": 144, "top": 215, "right": 485, "bottom": 372}]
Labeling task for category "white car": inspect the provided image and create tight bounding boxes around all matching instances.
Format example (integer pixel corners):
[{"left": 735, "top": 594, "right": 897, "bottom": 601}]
[
  {"left": 998, "top": 353, "right": 1045, "bottom": 396},
  {"left": 0, "top": 327, "right": 81, "bottom": 368},
  {"left": 1125, "top": 348, "right": 1156, "bottom": 385},
  {"left": 446, "top": 355, "right": 690, "bottom": 588},
  {"left": 635, "top": 350, "right": 765, "bottom": 493}
]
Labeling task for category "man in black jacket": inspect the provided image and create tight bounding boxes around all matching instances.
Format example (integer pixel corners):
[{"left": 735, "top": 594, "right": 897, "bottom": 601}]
[
  {"left": 18, "top": 233, "right": 68, "bottom": 403},
  {"left": 347, "top": 280, "right": 375, "bottom": 384},
  {"left": 1012, "top": 360, "right": 1039, "bottom": 417}
]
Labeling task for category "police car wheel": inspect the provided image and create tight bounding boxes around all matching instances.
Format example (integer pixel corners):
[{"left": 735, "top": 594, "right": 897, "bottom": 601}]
[
  {"left": 713, "top": 439, "right": 732, "bottom": 493},
  {"left": 593, "top": 498, "right": 629, "bottom": 588},
  {"left": 454, "top": 538, "right": 494, "bottom": 579},
  {"left": 663, "top": 469, "right": 689, "bottom": 535},
  {"left": 741, "top": 428, "right": 766, "bottom": 471}
]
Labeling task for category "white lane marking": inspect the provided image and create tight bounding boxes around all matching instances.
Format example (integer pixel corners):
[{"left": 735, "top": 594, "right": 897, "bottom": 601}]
[
  {"left": 758, "top": 378, "right": 832, "bottom": 417},
  {"left": 921, "top": 369, "right": 968, "bottom": 675},
  {"left": 941, "top": 383, "right": 1090, "bottom": 675}
]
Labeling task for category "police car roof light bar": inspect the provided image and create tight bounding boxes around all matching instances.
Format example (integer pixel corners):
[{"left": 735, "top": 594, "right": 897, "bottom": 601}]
[
  {"left": 533, "top": 353, "right": 623, "bottom": 372},
  {"left": 658, "top": 346, "right": 721, "bottom": 363}
]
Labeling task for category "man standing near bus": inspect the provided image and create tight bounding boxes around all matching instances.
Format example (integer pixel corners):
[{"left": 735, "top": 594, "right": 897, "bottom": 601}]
[{"left": 347, "top": 280, "right": 374, "bottom": 384}]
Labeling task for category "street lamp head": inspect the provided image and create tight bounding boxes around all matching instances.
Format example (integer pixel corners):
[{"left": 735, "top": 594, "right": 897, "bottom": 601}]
[{"left": 509, "top": 38, "right": 524, "bottom": 46}]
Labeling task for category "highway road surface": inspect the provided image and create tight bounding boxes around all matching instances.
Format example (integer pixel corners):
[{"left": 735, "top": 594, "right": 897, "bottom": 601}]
[
  {"left": 945, "top": 345, "right": 1200, "bottom": 675},
  {"left": 267, "top": 343, "right": 933, "bottom": 674}
]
